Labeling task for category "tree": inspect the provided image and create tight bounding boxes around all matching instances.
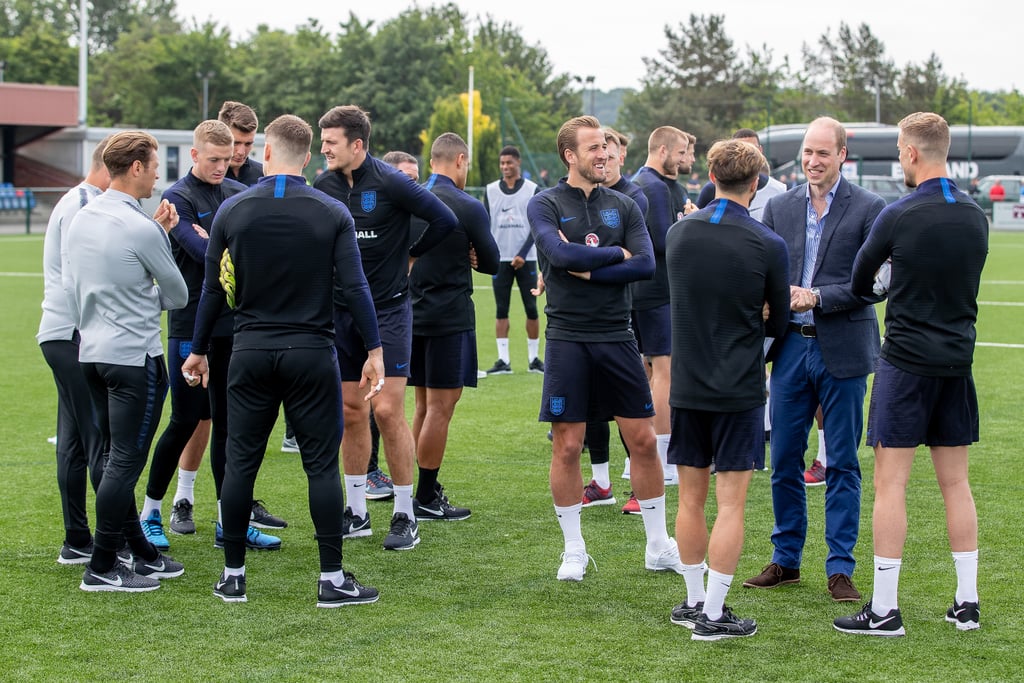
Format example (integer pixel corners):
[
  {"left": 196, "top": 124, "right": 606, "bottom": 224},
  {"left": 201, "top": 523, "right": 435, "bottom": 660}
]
[
  {"left": 421, "top": 90, "right": 499, "bottom": 189},
  {"left": 801, "top": 23, "right": 897, "bottom": 122},
  {"left": 89, "top": 20, "right": 239, "bottom": 128},
  {"left": 0, "top": 19, "right": 76, "bottom": 84}
]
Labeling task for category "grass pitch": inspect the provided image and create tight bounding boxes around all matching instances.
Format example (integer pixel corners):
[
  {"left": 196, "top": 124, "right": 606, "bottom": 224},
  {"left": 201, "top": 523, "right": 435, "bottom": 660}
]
[{"left": 0, "top": 230, "right": 1020, "bottom": 681}]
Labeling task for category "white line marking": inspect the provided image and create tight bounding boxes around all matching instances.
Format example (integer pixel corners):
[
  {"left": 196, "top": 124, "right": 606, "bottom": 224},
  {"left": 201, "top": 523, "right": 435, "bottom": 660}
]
[
  {"left": 977, "top": 342, "right": 1024, "bottom": 349},
  {"left": 0, "top": 271, "right": 41, "bottom": 277},
  {"left": 979, "top": 300, "right": 1024, "bottom": 306}
]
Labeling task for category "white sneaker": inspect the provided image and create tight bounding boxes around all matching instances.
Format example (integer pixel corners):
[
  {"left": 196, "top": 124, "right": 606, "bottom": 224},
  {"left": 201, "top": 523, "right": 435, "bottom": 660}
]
[
  {"left": 645, "top": 539, "right": 685, "bottom": 574},
  {"left": 621, "top": 457, "right": 631, "bottom": 480},
  {"left": 557, "top": 548, "right": 594, "bottom": 582}
]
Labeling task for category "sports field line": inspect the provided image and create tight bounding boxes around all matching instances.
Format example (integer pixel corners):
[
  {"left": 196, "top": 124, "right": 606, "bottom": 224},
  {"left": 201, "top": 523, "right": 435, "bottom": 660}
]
[
  {"left": 0, "top": 271, "right": 41, "bottom": 277},
  {"left": 977, "top": 342, "right": 1024, "bottom": 348}
]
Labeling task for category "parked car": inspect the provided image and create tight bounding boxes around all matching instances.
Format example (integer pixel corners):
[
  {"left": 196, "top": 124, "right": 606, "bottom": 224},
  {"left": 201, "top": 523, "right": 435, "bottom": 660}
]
[
  {"left": 850, "top": 175, "right": 910, "bottom": 205},
  {"left": 974, "top": 175, "right": 1024, "bottom": 218}
]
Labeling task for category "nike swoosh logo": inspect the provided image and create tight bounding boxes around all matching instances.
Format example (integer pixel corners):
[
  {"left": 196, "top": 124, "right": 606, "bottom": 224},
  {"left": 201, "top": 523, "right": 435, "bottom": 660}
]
[
  {"left": 641, "top": 505, "right": 656, "bottom": 510},
  {"left": 198, "top": 211, "right": 212, "bottom": 218},
  {"left": 419, "top": 507, "right": 445, "bottom": 517},
  {"left": 352, "top": 483, "right": 364, "bottom": 488},
  {"left": 94, "top": 574, "right": 123, "bottom": 586},
  {"left": 560, "top": 216, "right": 575, "bottom": 223},
  {"left": 337, "top": 585, "right": 362, "bottom": 597},
  {"left": 869, "top": 616, "right": 897, "bottom": 628},
  {"left": 644, "top": 403, "right": 653, "bottom": 410},
  {"left": 396, "top": 362, "right": 409, "bottom": 369},
  {"left": 141, "top": 561, "right": 166, "bottom": 572},
  {"left": 878, "top": 566, "right": 896, "bottom": 571},
  {"left": 501, "top": 207, "right": 513, "bottom": 212}
]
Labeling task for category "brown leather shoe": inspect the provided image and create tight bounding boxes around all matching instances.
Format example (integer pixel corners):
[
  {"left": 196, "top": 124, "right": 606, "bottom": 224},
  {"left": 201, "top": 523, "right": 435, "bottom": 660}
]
[
  {"left": 743, "top": 562, "right": 800, "bottom": 588},
  {"left": 827, "top": 573, "right": 861, "bottom": 602}
]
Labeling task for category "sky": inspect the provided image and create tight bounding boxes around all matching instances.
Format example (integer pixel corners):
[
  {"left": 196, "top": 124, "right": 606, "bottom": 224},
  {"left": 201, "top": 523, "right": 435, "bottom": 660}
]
[{"left": 172, "top": 0, "right": 1019, "bottom": 95}]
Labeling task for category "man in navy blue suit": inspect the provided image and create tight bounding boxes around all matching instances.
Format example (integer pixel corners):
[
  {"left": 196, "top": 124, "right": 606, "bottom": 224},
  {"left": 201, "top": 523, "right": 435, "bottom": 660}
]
[{"left": 743, "top": 117, "right": 886, "bottom": 602}]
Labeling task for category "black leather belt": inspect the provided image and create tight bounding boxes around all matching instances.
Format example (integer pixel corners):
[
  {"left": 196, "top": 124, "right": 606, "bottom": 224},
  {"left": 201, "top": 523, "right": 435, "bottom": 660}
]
[{"left": 789, "top": 322, "right": 817, "bottom": 338}]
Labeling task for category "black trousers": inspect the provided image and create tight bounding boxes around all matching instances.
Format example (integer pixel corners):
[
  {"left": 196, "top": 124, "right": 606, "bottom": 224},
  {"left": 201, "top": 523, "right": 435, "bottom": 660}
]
[
  {"left": 222, "top": 347, "right": 344, "bottom": 572},
  {"left": 82, "top": 356, "right": 167, "bottom": 571},
  {"left": 40, "top": 335, "right": 104, "bottom": 545},
  {"left": 146, "top": 337, "right": 231, "bottom": 501}
]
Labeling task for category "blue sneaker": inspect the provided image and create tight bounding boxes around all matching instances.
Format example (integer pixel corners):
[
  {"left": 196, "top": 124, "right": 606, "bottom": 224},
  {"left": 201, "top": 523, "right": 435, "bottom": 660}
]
[
  {"left": 214, "top": 522, "right": 282, "bottom": 551},
  {"left": 141, "top": 510, "right": 170, "bottom": 550},
  {"left": 365, "top": 468, "right": 395, "bottom": 500}
]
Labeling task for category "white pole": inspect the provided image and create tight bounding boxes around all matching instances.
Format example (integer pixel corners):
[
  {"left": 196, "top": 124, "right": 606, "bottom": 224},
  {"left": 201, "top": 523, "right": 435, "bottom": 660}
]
[
  {"left": 467, "top": 65, "right": 474, "bottom": 172},
  {"left": 78, "top": 0, "right": 88, "bottom": 126}
]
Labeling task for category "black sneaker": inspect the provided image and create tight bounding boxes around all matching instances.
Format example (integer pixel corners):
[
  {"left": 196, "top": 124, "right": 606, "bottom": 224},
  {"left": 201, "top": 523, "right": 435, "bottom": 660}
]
[
  {"left": 58, "top": 540, "right": 93, "bottom": 565},
  {"left": 528, "top": 357, "right": 544, "bottom": 374},
  {"left": 116, "top": 543, "right": 133, "bottom": 568},
  {"left": 670, "top": 600, "right": 704, "bottom": 629},
  {"left": 383, "top": 512, "right": 420, "bottom": 551},
  {"left": 342, "top": 507, "right": 372, "bottom": 538},
  {"left": 692, "top": 606, "right": 758, "bottom": 641},
  {"left": 317, "top": 572, "right": 380, "bottom": 608},
  {"left": 80, "top": 563, "right": 160, "bottom": 593},
  {"left": 945, "top": 599, "right": 980, "bottom": 631},
  {"left": 250, "top": 500, "right": 287, "bottom": 529},
  {"left": 133, "top": 552, "right": 185, "bottom": 579},
  {"left": 414, "top": 485, "right": 471, "bottom": 521},
  {"left": 214, "top": 572, "right": 248, "bottom": 603},
  {"left": 485, "top": 359, "right": 512, "bottom": 375},
  {"left": 170, "top": 499, "right": 196, "bottom": 535},
  {"left": 833, "top": 600, "right": 905, "bottom": 637}
]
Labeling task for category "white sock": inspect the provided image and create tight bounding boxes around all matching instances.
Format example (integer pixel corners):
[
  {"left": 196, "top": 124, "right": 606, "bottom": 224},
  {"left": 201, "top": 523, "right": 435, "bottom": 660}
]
[
  {"left": 320, "top": 569, "right": 345, "bottom": 585},
  {"left": 817, "top": 429, "right": 828, "bottom": 468},
  {"left": 656, "top": 434, "right": 671, "bottom": 473},
  {"left": 952, "top": 550, "right": 979, "bottom": 604},
  {"left": 703, "top": 569, "right": 733, "bottom": 621},
  {"left": 637, "top": 494, "right": 670, "bottom": 548},
  {"left": 345, "top": 475, "right": 367, "bottom": 517},
  {"left": 872, "top": 555, "right": 903, "bottom": 613},
  {"left": 527, "top": 338, "right": 540, "bottom": 361},
  {"left": 682, "top": 561, "right": 707, "bottom": 605},
  {"left": 393, "top": 484, "right": 414, "bottom": 519},
  {"left": 217, "top": 499, "right": 223, "bottom": 526},
  {"left": 497, "top": 338, "right": 510, "bottom": 364},
  {"left": 140, "top": 496, "right": 161, "bottom": 520},
  {"left": 224, "top": 565, "right": 245, "bottom": 578},
  {"left": 554, "top": 503, "right": 584, "bottom": 549},
  {"left": 174, "top": 468, "right": 198, "bottom": 504},
  {"left": 591, "top": 462, "right": 611, "bottom": 489}
]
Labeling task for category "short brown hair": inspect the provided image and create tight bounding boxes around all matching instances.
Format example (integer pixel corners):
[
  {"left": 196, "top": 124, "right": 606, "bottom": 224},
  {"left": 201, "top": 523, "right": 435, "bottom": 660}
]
[
  {"left": 91, "top": 135, "right": 113, "bottom": 171},
  {"left": 430, "top": 132, "right": 468, "bottom": 163},
  {"left": 193, "top": 119, "right": 234, "bottom": 149},
  {"left": 707, "top": 139, "right": 765, "bottom": 193},
  {"left": 604, "top": 127, "right": 629, "bottom": 148},
  {"left": 218, "top": 101, "right": 258, "bottom": 134},
  {"left": 264, "top": 114, "right": 313, "bottom": 164},
  {"left": 556, "top": 115, "right": 602, "bottom": 170},
  {"left": 103, "top": 131, "right": 158, "bottom": 178},
  {"left": 382, "top": 150, "right": 417, "bottom": 167},
  {"left": 898, "top": 111, "right": 950, "bottom": 160},
  {"left": 318, "top": 105, "right": 372, "bottom": 147}
]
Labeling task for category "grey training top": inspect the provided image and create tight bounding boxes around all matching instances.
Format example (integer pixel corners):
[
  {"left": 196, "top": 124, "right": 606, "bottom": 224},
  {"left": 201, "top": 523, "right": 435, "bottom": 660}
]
[
  {"left": 63, "top": 188, "right": 188, "bottom": 365},
  {"left": 37, "top": 182, "right": 103, "bottom": 344}
]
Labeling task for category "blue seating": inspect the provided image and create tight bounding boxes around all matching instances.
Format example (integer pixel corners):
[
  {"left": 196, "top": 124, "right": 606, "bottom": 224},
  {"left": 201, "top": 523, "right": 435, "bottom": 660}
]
[{"left": 0, "top": 183, "right": 36, "bottom": 212}]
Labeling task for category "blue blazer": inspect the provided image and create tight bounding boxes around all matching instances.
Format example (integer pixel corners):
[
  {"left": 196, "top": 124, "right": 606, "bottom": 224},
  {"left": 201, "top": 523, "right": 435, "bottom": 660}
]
[{"left": 762, "top": 177, "right": 886, "bottom": 379}]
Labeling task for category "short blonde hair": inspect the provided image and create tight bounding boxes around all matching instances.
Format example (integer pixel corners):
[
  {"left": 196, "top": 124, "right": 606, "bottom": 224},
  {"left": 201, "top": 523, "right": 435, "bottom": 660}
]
[
  {"left": 193, "top": 119, "right": 234, "bottom": 149},
  {"left": 898, "top": 111, "right": 950, "bottom": 160},
  {"left": 707, "top": 139, "right": 766, "bottom": 193},
  {"left": 265, "top": 114, "right": 313, "bottom": 164}
]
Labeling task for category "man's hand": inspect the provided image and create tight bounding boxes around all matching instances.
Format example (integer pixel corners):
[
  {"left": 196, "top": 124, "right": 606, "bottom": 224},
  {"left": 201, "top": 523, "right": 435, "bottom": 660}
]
[
  {"left": 359, "top": 347, "right": 386, "bottom": 401},
  {"left": 790, "top": 285, "right": 816, "bottom": 313},
  {"left": 468, "top": 247, "right": 478, "bottom": 270},
  {"left": 511, "top": 255, "right": 525, "bottom": 269},
  {"left": 682, "top": 199, "right": 698, "bottom": 216},
  {"left": 530, "top": 272, "right": 545, "bottom": 297},
  {"left": 620, "top": 246, "right": 633, "bottom": 259},
  {"left": 192, "top": 223, "right": 209, "bottom": 239},
  {"left": 152, "top": 199, "right": 178, "bottom": 233},
  {"left": 568, "top": 271, "right": 591, "bottom": 280},
  {"left": 181, "top": 353, "right": 209, "bottom": 388},
  {"left": 762, "top": 301, "right": 770, "bottom": 322}
]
